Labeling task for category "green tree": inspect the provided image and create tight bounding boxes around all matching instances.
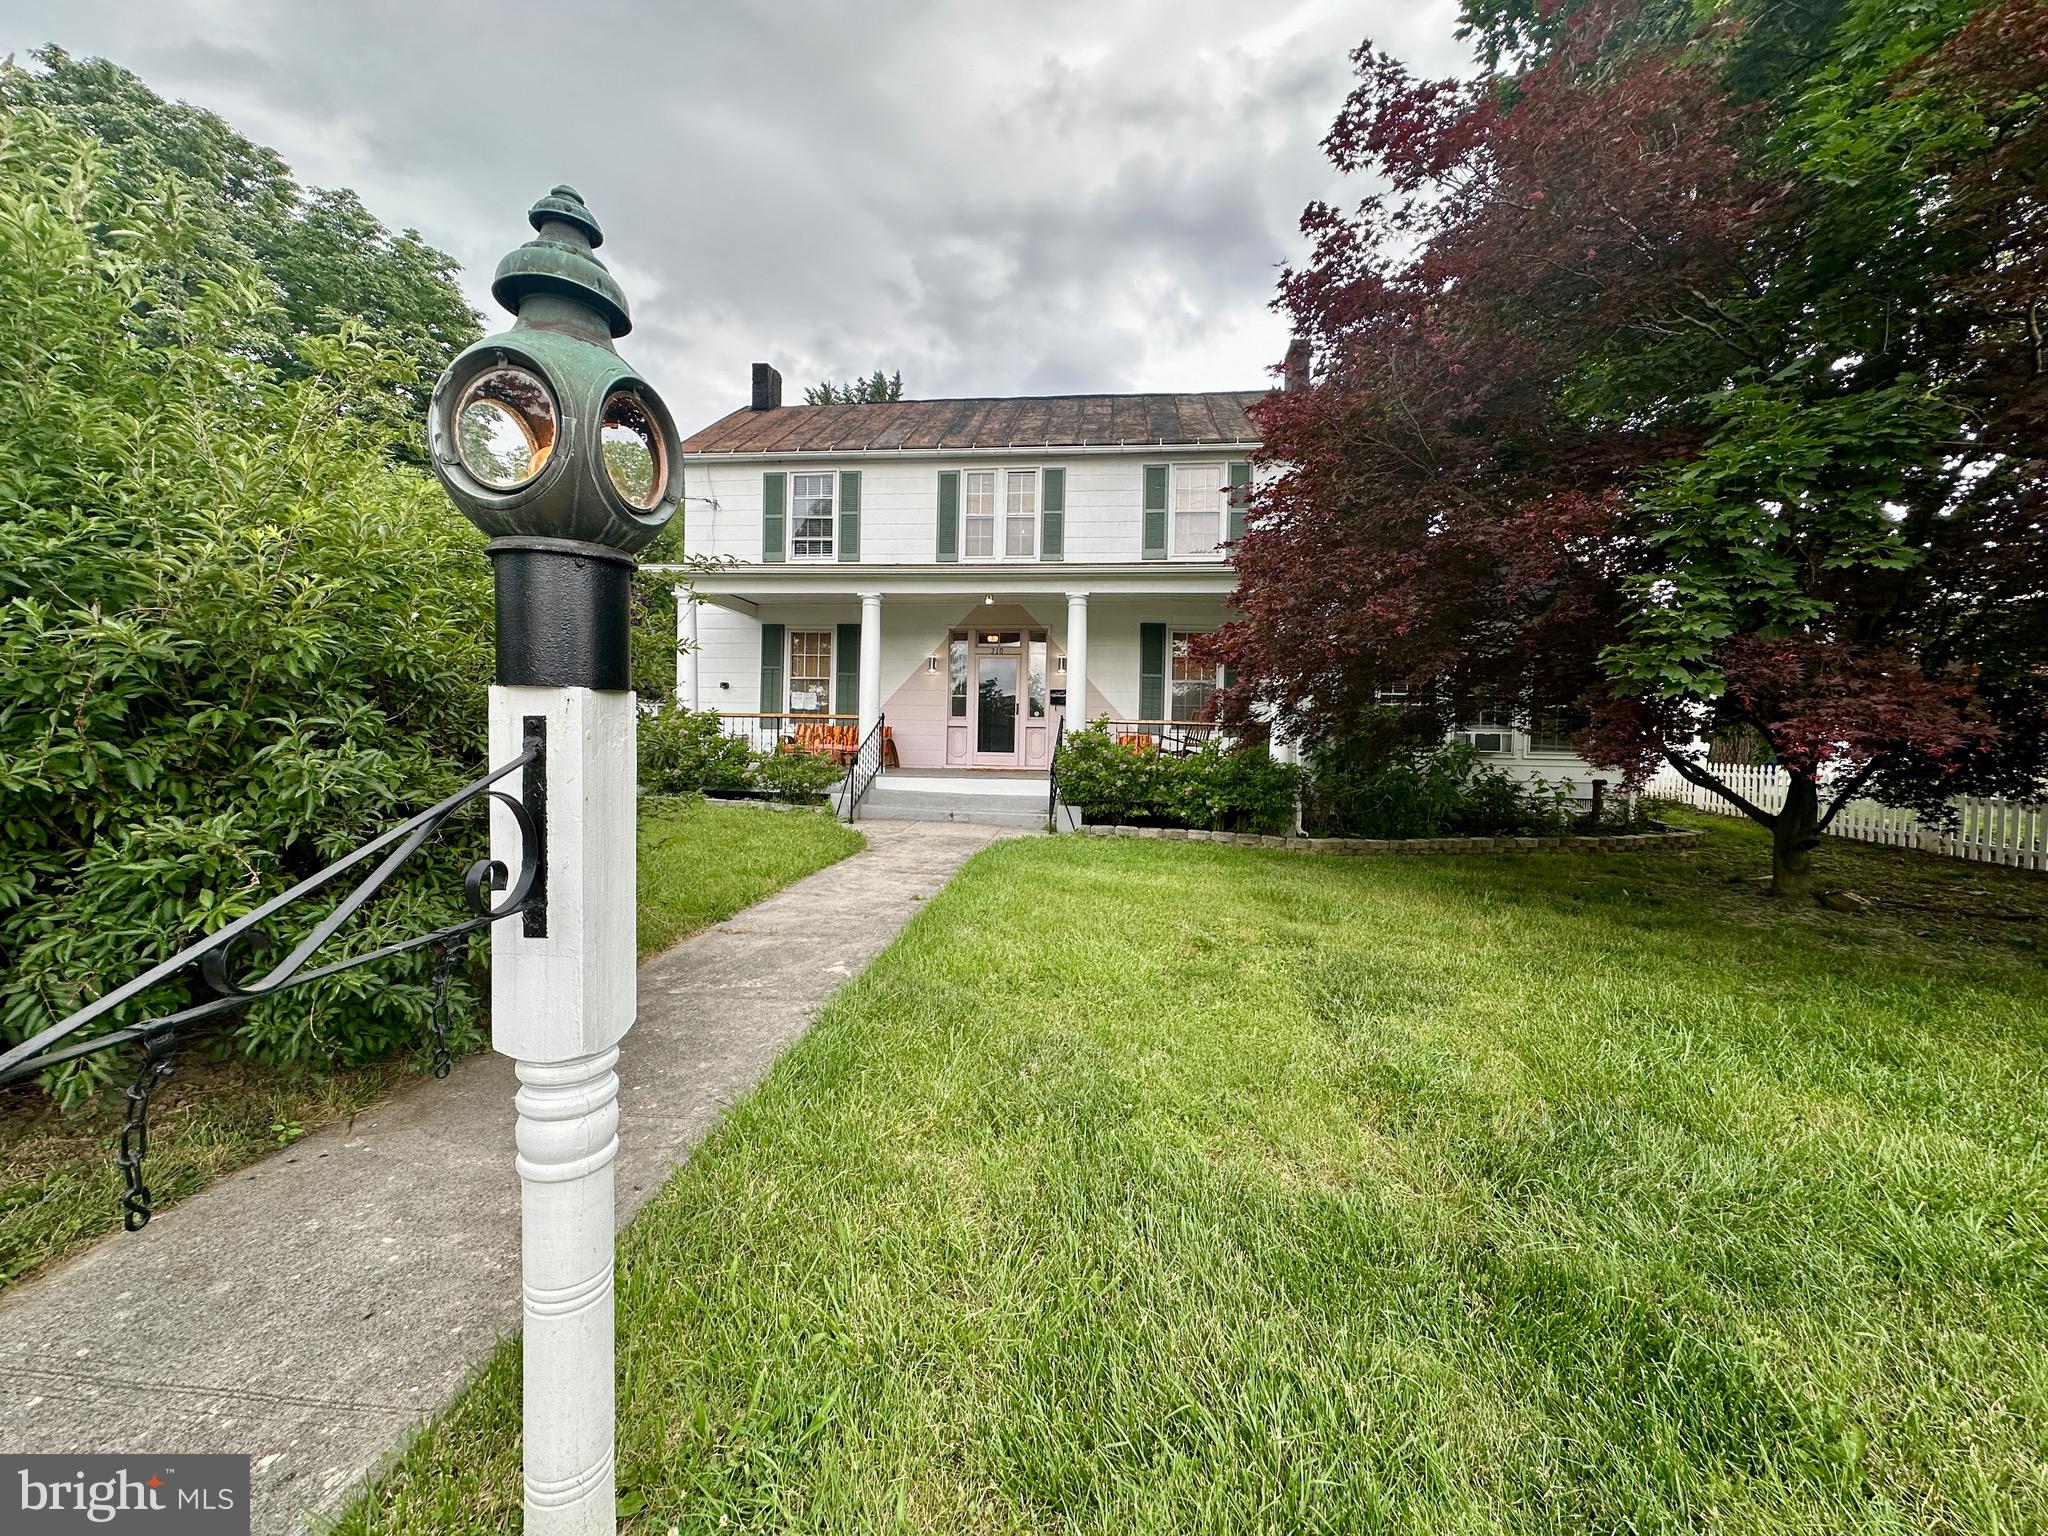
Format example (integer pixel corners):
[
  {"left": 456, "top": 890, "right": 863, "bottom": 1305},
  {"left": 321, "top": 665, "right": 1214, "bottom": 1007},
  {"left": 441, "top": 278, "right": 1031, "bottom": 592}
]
[
  {"left": 803, "top": 368, "right": 904, "bottom": 405},
  {"left": 0, "top": 101, "right": 493, "bottom": 1097},
  {"left": 1, "top": 46, "right": 480, "bottom": 448},
  {"left": 1221, "top": 0, "right": 2046, "bottom": 897}
]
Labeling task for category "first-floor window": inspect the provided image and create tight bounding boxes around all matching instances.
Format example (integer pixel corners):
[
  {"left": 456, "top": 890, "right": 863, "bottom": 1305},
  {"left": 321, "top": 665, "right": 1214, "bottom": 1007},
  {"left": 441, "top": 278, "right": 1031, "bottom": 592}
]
[
  {"left": 792, "top": 472, "right": 834, "bottom": 559},
  {"left": 1172, "top": 463, "right": 1227, "bottom": 558},
  {"left": 1170, "top": 631, "right": 1222, "bottom": 722},
  {"left": 789, "top": 630, "right": 832, "bottom": 714},
  {"left": 963, "top": 471, "right": 996, "bottom": 558},
  {"left": 1528, "top": 711, "right": 1578, "bottom": 753}
]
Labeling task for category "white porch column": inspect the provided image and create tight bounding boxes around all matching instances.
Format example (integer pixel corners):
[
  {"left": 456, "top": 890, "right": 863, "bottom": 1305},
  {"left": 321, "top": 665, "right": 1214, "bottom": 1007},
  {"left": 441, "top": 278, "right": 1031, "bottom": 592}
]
[
  {"left": 858, "top": 591, "right": 883, "bottom": 739},
  {"left": 677, "top": 595, "right": 699, "bottom": 711},
  {"left": 1064, "top": 591, "right": 1089, "bottom": 725},
  {"left": 489, "top": 685, "right": 635, "bottom": 1536}
]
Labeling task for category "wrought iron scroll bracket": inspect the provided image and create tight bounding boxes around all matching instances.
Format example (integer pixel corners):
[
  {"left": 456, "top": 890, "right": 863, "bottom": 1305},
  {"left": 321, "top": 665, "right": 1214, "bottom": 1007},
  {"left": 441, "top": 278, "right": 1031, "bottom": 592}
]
[{"left": 0, "top": 726, "right": 553, "bottom": 1227}]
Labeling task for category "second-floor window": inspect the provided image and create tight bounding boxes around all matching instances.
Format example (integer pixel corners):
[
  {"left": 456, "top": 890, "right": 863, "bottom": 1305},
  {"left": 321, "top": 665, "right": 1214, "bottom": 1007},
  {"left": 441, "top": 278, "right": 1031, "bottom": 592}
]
[
  {"left": 792, "top": 472, "right": 834, "bottom": 559},
  {"left": 1005, "top": 469, "right": 1036, "bottom": 557},
  {"left": 960, "top": 468, "right": 1038, "bottom": 560},
  {"left": 963, "top": 471, "right": 996, "bottom": 558},
  {"left": 1173, "top": 463, "right": 1227, "bottom": 558}
]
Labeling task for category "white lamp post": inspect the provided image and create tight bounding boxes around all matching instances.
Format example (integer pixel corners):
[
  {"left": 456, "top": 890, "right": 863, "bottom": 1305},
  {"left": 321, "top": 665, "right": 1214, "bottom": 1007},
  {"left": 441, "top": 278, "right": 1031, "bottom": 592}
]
[{"left": 425, "top": 186, "right": 682, "bottom": 1535}]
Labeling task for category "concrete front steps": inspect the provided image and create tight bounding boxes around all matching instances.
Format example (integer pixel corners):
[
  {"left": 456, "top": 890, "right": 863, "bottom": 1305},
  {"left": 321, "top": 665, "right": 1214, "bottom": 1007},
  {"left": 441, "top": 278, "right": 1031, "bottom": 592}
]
[{"left": 852, "top": 771, "right": 1074, "bottom": 830}]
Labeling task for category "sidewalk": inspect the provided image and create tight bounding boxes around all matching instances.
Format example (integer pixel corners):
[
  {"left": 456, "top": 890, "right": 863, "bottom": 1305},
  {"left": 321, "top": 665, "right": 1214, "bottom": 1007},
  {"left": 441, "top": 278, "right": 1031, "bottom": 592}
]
[{"left": 0, "top": 819, "right": 1011, "bottom": 1535}]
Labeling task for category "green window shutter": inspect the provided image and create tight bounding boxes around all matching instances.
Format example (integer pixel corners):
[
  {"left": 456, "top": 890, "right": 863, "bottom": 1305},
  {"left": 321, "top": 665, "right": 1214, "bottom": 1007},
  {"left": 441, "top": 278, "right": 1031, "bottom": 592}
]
[
  {"left": 837, "top": 470, "right": 861, "bottom": 562},
  {"left": 1227, "top": 460, "right": 1250, "bottom": 545},
  {"left": 759, "top": 622, "right": 786, "bottom": 718},
  {"left": 1139, "top": 622, "right": 1167, "bottom": 720},
  {"left": 835, "top": 623, "right": 861, "bottom": 714},
  {"left": 1040, "top": 467, "right": 1065, "bottom": 561},
  {"left": 1141, "top": 464, "right": 1168, "bottom": 561},
  {"left": 936, "top": 470, "right": 960, "bottom": 562},
  {"left": 762, "top": 472, "right": 786, "bottom": 563}
]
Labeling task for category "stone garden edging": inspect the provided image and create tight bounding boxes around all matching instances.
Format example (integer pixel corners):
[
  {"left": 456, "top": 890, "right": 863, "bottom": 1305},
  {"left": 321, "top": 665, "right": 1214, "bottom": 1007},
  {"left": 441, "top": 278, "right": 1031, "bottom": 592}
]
[{"left": 1078, "top": 824, "right": 1705, "bottom": 855}]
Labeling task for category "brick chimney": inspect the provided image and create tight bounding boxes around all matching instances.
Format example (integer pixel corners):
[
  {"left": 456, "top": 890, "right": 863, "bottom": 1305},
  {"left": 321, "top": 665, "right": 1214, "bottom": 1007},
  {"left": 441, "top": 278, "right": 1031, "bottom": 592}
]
[
  {"left": 1283, "top": 336, "right": 1311, "bottom": 393},
  {"left": 750, "top": 362, "right": 783, "bottom": 411}
]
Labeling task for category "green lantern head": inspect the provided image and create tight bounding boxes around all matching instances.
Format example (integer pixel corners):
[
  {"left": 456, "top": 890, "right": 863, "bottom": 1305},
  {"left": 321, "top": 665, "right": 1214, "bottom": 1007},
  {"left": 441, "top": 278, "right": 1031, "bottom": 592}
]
[{"left": 428, "top": 186, "right": 681, "bottom": 554}]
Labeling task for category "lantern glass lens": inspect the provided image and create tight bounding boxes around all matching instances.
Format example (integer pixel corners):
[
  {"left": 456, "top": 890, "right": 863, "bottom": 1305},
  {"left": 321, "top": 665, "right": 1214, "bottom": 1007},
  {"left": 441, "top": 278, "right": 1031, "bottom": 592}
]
[
  {"left": 454, "top": 367, "right": 556, "bottom": 489},
  {"left": 600, "top": 389, "right": 666, "bottom": 510}
]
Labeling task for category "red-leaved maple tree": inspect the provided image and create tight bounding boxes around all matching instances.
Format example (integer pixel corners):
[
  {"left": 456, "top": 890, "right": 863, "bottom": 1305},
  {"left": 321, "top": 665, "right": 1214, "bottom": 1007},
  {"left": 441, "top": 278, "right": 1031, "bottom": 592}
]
[{"left": 1208, "top": 0, "right": 2048, "bottom": 896}]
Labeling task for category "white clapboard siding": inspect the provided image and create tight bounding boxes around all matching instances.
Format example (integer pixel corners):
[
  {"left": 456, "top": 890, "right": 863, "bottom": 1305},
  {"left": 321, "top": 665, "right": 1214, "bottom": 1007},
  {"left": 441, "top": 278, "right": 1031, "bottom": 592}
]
[{"left": 1647, "top": 765, "right": 2047, "bottom": 872}]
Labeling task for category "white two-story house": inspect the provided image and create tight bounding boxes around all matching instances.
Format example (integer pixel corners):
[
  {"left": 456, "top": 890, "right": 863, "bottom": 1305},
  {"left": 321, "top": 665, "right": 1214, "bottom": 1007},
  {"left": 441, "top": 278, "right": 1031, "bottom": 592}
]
[
  {"left": 671, "top": 365, "right": 1260, "bottom": 772},
  {"left": 670, "top": 362, "right": 1608, "bottom": 805}
]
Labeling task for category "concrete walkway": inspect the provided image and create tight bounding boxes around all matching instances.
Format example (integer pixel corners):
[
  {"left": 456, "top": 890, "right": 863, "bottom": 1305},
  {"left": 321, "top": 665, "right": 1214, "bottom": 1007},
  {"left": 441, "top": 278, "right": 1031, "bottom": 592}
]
[{"left": 0, "top": 819, "right": 1010, "bottom": 1534}]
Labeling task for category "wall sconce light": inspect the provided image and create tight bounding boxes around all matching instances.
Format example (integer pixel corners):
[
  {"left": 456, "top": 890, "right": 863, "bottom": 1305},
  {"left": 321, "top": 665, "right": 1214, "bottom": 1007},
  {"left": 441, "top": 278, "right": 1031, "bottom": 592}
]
[
  {"left": 982, "top": 595, "right": 994, "bottom": 606},
  {"left": 926, "top": 656, "right": 941, "bottom": 673},
  {"left": 1056, "top": 657, "right": 1067, "bottom": 673}
]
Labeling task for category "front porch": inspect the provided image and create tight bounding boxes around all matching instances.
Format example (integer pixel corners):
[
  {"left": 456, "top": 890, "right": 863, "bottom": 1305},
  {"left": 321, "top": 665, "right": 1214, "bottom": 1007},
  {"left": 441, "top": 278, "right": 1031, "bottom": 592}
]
[{"left": 667, "top": 562, "right": 1238, "bottom": 774}]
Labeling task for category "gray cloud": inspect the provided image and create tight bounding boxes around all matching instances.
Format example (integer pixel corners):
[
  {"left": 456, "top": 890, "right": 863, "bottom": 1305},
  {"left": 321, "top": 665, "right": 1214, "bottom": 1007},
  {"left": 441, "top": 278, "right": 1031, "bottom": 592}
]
[{"left": 3, "top": 0, "right": 1472, "bottom": 429}]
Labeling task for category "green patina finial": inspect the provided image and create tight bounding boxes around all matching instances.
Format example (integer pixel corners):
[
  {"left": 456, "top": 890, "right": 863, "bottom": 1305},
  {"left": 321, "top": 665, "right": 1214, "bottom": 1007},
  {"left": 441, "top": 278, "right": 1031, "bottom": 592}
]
[{"left": 491, "top": 184, "right": 630, "bottom": 338}]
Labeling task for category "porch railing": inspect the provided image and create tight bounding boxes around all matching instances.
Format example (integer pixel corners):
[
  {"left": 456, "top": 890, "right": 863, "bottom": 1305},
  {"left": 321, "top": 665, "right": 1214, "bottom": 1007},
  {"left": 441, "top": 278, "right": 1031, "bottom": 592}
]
[
  {"left": 837, "top": 714, "right": 887, "bottom": 822},
  {"left": 1103, "top": 719, "right": 1223, "bottom": 757},
  {"left": 1048, "top": 715, "right": 1066, "bottom": 824},
  {"left": 712, "top": 711, "right": 856, "bottom": 756}
]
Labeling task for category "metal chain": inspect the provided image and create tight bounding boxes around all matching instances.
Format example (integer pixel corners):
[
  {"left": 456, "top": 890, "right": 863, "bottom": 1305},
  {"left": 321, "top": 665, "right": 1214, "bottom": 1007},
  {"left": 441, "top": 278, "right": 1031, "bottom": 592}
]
[
  {"left": 116, "top": 1032, "right": 178, "bottom": 1232},
  {"left": 427, "top": 936, "right": 465, "bottom": 1079}
]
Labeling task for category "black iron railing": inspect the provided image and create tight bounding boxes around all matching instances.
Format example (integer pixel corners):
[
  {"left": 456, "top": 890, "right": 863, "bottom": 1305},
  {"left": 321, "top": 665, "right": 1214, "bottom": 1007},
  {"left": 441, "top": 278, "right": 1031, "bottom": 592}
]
[
  {"left": 0, "top": 721, "right": 549, "bottom": 1228},
  {"left": 1048, "top": 715, "right": 1067, "bottom": 826},
  {"left": 836, "top": 714, "right": 886, "bottom": 822}
]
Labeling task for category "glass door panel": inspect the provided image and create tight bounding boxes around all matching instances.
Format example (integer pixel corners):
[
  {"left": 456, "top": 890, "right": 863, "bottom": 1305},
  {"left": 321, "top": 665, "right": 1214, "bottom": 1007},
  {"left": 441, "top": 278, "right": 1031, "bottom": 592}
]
[{"left": 976, "top": 657, "right": 1018, "bottom": 755}]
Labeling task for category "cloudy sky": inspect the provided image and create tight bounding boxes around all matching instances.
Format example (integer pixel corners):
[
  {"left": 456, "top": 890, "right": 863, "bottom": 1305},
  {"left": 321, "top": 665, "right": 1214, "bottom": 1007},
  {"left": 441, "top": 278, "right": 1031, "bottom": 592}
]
[{"left": 4, "top": 1, "right": 1472, "bottom": 431}]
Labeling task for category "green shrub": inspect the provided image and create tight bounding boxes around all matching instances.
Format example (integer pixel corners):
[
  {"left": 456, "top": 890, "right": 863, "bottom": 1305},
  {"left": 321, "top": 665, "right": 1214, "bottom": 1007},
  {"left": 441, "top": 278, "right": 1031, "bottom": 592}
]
[
  {"left": 639, "top": 708, "right": 753, "bottom": 794},
  {"left": 1167, "top": 740, "right": 1302, "bottom": 834},
  {"left": 751, "top": 746, "right": 843, "bottom": 805},
  {"left": 0, "top": 104, "right": 493, "bottom": 1099},
  {"left": 1053, "top": 721, "right": 1298, "bottom": 834},
  {"left": 1302, "top": 738, "right": 1583, "bottom": 838},
  {"left": 635, "top": 710, "right": 842, "bottom": 805},
  {"left": 1052, "top": 722, "right": 1170, "bottom": 824}
]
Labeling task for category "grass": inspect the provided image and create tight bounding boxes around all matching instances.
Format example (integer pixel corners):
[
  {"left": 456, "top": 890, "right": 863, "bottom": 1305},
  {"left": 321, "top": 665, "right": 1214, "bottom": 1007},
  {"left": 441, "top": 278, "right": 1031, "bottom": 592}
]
[
  {"left": 634, "top": 795, "right": 864, "bottom": 957},
  {"left": 337, "top": 812, "right": 2046, "bottom": 1535},
  {"left": 0, "top": 797, "right": 863, "bottom": 1290}
]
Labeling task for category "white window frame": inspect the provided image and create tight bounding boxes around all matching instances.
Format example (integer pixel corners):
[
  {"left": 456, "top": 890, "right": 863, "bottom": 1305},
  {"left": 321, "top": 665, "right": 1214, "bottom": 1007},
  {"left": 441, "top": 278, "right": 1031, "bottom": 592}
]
[
  {"left": 1004, "top": 467, "right": 1037, "bottom": 559},
  {"left": 790, "top": 471, "right": 835, "bottom": 561},
  {"left": 957, "top": 466, "right": 1043, "bottom": 561},
  {"left": 1170, "top": 461, "right": 1229, "bottom": 561},
  {"left": 1528, "top": 711, "right": 1579, "bottom": 755},
  {"left": 961, "top": 469, "right": 998, "bottom": 561},
  {"left": 1169, "top": 629, "right": 1223, "bottom": 723},
  {"left": 787, "top": 629, "right": 833, "bottom": 714}
]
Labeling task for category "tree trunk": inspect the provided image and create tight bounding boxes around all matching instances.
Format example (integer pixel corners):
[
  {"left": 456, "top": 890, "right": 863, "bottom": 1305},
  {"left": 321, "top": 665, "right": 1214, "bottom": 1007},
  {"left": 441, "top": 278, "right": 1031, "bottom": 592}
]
[{"left": 1770, "top": 772, "right": 1821, "bottom": 900}]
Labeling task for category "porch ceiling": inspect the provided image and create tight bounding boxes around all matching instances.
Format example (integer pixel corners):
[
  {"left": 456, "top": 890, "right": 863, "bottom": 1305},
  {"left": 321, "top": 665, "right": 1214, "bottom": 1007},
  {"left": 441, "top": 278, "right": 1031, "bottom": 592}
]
[{"left": 661, "top": 561, "right": 1237, "bottom": 603}]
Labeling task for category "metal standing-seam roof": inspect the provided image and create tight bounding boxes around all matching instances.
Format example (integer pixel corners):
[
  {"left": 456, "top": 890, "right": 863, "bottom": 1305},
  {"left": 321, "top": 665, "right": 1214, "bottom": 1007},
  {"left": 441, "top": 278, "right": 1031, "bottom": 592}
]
[{"left": 679, "top": 390, "right": 1270, "bottom": 455}]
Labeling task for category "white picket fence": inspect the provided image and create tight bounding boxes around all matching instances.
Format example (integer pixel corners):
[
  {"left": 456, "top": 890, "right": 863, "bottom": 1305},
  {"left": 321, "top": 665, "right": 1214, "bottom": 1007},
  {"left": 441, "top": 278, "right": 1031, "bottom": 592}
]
[{"left": 1646, "top": 763, "right": 2047, "bottom": 871}]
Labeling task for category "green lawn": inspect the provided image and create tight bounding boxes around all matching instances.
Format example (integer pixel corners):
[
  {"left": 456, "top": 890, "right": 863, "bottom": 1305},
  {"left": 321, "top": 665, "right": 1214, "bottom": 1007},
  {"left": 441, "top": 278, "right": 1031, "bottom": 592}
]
[
  {"left": 340, "top": 813, "right": 2046, "bottom": 1535},
  {"left": 635, "top": 796, "right": 864, "bottom": 956},
  {"left": 0, "top": 797, "right": 862, "bottom": 1288}
]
